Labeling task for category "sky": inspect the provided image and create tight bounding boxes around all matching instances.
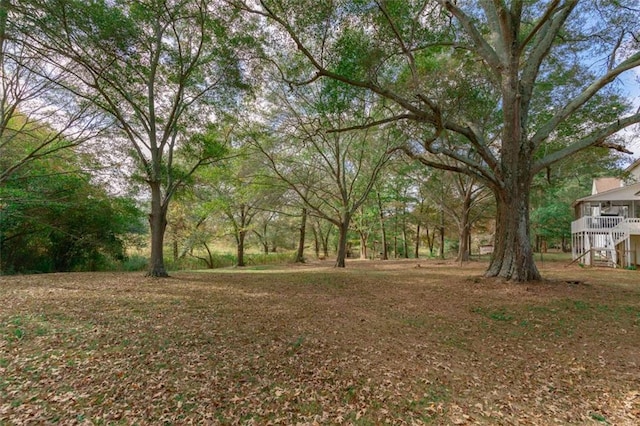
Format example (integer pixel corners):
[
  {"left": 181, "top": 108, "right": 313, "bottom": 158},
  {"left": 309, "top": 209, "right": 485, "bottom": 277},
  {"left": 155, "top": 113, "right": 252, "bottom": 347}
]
[{"left": 618, "top": 68, "right": 640, "bottom": 158}]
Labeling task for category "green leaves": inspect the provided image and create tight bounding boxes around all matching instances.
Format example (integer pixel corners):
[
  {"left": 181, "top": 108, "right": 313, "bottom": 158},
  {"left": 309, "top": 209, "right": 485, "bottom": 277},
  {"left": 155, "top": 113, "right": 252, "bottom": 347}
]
[{"left": 0, "top": 147, "right": 144, "bottom": 274}]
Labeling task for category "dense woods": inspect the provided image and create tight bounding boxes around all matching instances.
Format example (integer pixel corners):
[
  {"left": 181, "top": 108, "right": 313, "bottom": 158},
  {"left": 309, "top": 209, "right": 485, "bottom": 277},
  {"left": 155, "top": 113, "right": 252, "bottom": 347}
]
[{"left": 1, "top": 0, "right": 639, "bottom": 280}]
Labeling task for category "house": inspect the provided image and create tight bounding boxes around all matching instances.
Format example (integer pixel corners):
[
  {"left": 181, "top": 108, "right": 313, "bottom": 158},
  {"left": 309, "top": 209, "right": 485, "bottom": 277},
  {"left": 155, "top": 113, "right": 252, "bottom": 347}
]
[{"left": 570, "top": 161, "right": 640, "bottom": 267}]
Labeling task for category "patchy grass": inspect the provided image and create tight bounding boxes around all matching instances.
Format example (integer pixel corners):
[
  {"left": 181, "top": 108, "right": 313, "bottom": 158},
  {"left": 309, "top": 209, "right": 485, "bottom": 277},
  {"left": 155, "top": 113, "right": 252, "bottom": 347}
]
[{"left": 0, "top": 260, "right": 639, "bottom": 424}]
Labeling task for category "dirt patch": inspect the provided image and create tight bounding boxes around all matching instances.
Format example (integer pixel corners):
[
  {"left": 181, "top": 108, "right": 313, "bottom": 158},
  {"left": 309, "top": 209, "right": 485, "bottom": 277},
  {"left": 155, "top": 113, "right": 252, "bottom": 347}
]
[{"left": 1, "top": 259, "right": 639, "bottom": 424}]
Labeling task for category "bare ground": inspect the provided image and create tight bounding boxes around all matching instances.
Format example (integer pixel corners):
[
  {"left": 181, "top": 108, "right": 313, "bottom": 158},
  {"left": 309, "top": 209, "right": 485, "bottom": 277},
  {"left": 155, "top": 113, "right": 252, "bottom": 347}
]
[{"left": 1, "top": 259, "right": 639, "bottom": 425}]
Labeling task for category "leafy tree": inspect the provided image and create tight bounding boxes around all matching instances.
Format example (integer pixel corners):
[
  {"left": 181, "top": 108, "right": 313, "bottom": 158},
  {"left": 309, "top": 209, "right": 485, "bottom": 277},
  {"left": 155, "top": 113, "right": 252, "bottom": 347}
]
[
  {"left": 309, "top": 215, "right": 333, "bottom": 259},
  {"left": 237, "top": 0, "right": 640, "bottom": 281},
  {"left": 0, "top": 0, "right": 103, "bottom": 184},
  {"left": 530, "top": 146, "right": 624, "bottom": 251},
  {"left": 19, "top": 0, "right": 245, "bottom": 276},
  {"left": 252, "top": 83, "right": 394, "bottom": 267},
  {"left": 0, "top": 148, "right": 143, "bottom": 273},
  {"left": 195, "top": 147, "right": 284, "bottom": 267}
]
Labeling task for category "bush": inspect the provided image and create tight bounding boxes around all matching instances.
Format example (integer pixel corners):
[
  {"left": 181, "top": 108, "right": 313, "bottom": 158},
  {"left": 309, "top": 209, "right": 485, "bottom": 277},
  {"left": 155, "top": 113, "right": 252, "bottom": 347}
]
[{"left": 245, "top": 251, "right": 296, "bottom": 266}]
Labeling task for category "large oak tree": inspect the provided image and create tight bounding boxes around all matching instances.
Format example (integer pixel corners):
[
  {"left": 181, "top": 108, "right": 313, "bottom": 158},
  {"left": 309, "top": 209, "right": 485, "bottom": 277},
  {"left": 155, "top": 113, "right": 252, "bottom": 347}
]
[{"left": 237, "top": 0, "right": 640, "bottom": 281}]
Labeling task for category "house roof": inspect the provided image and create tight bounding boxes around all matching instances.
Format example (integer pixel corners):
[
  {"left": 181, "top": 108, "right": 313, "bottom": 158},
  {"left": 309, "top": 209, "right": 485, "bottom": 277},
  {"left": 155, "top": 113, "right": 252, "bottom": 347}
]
[
  {"left": 592, "top": 177, "right": 623, "bottom": 194},
  {"left": 574, "top": 181, "right": 640, "bottom": 205},
  {"left": 626, "top": 158, "right": 640, "bottom": 173}
]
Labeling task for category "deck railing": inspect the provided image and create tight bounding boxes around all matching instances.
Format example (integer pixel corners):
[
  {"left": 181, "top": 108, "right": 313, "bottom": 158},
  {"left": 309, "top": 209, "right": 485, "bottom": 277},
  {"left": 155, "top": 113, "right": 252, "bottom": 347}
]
[
  {"left": 572, "top": 216, "right": 640, "bottom": 267},
  {"left": 571, "top": 216, "right": 624, "bottom": 233},
  {"left": 625, "top": 218, "right": 640, "bottom": 233}
]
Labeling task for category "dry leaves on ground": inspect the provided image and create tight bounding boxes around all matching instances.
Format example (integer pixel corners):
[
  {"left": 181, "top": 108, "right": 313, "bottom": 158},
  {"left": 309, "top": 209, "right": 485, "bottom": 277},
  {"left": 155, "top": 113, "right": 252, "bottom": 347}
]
[{"left": 1, "top": 259, "right": 639, "bottom": 425}]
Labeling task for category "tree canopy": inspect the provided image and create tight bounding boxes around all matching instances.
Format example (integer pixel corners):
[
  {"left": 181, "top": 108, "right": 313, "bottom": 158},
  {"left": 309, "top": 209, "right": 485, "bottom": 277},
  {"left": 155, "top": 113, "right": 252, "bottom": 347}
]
[
  {"left": 2, "top": 0, "right": 639, "bottom": 280},
  {"left": 235, "top": 0, "right": 640, "bottom": 280}
]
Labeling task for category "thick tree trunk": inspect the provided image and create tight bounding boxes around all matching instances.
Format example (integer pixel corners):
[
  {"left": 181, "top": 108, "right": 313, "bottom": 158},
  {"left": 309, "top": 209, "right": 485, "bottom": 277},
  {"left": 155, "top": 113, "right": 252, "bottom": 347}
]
[
  {"left": 236, "top": 230, "right": 246, "bottom": 267},
  {"left": 147, "top": 182, "right": 169, "bottom": 277},
  {"left": 294, "top": 207, "right": 307, "bottom": 263},
  {"left": 485, "top": 66, "right": 542, "bottom": 281},
  {"left": 457, "top": 225, "right": 471, "bottom": 262},
  {"left": 486, "top": 188, "right": 541, "bottom": 281},
  {"left": 335, "top": 216, "right": 350, "bottom": 268}
]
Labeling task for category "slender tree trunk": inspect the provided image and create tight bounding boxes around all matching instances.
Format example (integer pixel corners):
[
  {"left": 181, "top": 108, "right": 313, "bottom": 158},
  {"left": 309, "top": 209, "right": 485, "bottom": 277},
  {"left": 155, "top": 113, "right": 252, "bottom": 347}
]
[
  {"left": 456, "top": 196, "right": 472, "bottom": 262},
  {"left": 414, "top": 224, "right": 420, "bottom": 258},
  {"left": 393, "top": 207, "right": 398, "bottom": 258},
  {"left": 377, "top": 192, "right": 388, "bottom": 260},
  {"left": 311, "top": 225, "right": 320, "bottom": 258},
  {"left": 294, "top": 207, "right": 307, "bottom": 263},
  {"left": 172, "top": 235, "right": 179, "bottom": 262},
  {"left": 402, "top": 223, "right": 408, "bottom": 259},
  {"left": 359, "top": 231, "right": 368, "bottom": 259},
  {"left": 426, "top": 227, "right": 435, "bottom": 256},
  {"left": 322, "top": 227, "right": 330, "bottom": 258},
  {"left": 439, "top": 211, "right": 445, "bottom": 260},
  {"left": 147, "top": 181, "right": 169, "bottom": 277},
  {"left": 203, "top": 242, "right": 214, "bottom": 269}
]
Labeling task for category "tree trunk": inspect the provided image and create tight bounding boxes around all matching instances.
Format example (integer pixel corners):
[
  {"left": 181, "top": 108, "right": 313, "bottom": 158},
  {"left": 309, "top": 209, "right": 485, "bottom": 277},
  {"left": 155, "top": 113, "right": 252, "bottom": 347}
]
[
  {"left": 322, "top": 228, "right": 330, "bottom": 258},
  {"left": 294, "top": 207, "right": 307, "bottom": 263},
  {"left": 414, "top": 224, "right": 420, "bottom": 258},
  {"left": 335, "top": 216, "right": 350, "bottom": 268},
  {"left": 484, "top": 66, "right": 542, "bottom": 281},
  {"left": 393, "top": 208, "right": 398, "bottom": 258},
  {"left": 311, "top": 225, "right": 320, "bottom": 258},
  {"left": 457, "top": 224, "right": 471, "bottom": 262},
  {"left": 172, "top": 235, "right": 179, "bottom": 262},
  {"left": 486, "top": 187, "right": 541, "bottom": 281},
  {"left": 456, "top": 196, "right": 472, "bottom": 262},
  {"left": 203, "top": 242, "right": 214, "bottom": 269},
  {"left": 439, "top": 195, "right": 445, "bottom": 260},
  {"left": 147, "top": 182, "right": 169, "bottom": 277},
  {"left": 359, "top": 231, "right": 368, "bottom": 259},
  {"left": 377, "top": 192, "right": 388, "bottom": 260},
  {"left": 402, "top": 224, "right": 408, "bottom": 259},
  {"left": 237, "top": 230, "right": 246, "bottom": 267}
]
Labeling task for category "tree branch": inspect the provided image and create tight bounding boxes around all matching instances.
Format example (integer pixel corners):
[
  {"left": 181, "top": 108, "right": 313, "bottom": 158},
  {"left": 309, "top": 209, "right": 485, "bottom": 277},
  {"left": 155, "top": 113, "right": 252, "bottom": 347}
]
[
  {"left": 533, "top": 113, "right": 640, "bottom": 173},
  {"left": 531, "top": 50, "right": 640, "bottom": 148}
]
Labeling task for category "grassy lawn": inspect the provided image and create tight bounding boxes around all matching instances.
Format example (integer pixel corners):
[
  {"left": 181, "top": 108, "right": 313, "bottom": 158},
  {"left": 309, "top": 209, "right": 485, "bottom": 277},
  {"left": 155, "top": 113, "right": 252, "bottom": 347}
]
[{"left": 1, "top": 259, "right": 639, "bottom": 425}]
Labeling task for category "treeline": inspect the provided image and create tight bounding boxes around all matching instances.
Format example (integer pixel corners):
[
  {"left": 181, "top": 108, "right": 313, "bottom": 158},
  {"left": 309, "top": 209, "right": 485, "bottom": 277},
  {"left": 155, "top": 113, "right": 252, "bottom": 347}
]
[
  {"left": 0, "top": 146, "right": 145, "bottom": 274},
  {"left": 1, "top": 1, "right": 638, "bottom": 280}
]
